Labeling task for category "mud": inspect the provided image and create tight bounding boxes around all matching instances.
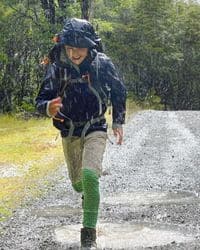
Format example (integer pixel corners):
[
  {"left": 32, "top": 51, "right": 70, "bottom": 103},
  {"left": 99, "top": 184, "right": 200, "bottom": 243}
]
[{"left": 0, "top": 111, "right": 200, "bottom": 249}]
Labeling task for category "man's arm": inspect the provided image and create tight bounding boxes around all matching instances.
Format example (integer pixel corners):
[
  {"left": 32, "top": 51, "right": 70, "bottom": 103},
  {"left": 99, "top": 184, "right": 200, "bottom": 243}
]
[
  {"left": 35, "top": 65, "right": 60, "bottom": 116},
  {"left": 105, "top": 58, "right": 127, "bottom": 144}
]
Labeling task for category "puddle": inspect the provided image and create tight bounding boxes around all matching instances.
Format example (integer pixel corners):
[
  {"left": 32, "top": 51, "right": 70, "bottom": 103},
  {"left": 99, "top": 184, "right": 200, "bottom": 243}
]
[
  {"left": 31, "top": 205, "right": 81, "bottom": 217},
  {"left": 0, "top": 163, "right": 23, "bottom": 178},
  {"left": 103, "top": 191, "right": 199, "bottom": 206},
  {"left": 31, "top": 190, "right": 199, "bottom": 219},
  {"left": 54, "top": 223, "right": 194, "bottom": 249}
]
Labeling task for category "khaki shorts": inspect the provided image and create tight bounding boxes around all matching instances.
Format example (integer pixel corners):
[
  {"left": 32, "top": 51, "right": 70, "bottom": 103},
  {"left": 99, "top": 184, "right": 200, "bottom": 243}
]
[{"left": 62, "top": 131, "right": 107, "bottom": 184}]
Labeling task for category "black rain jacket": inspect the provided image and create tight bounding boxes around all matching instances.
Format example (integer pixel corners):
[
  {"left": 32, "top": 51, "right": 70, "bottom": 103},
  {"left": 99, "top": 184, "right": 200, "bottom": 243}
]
[{"left": 35, "top": 46, "right": 126, "bottom": 137}]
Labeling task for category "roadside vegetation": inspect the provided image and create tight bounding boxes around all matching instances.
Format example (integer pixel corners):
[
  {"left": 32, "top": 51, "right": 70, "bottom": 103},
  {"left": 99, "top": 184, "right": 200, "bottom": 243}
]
[{"left": 0, "top": 116, "right": 63, "bottom": 220}]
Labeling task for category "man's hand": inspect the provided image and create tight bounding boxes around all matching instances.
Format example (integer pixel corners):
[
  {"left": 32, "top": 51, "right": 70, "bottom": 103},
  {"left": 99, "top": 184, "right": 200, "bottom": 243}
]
[
  {"left": 48, "top": 97, "right": 63, "bottom": 117},
  {"left": 113, "top": 127, "right": 123, "bottom": 145}
]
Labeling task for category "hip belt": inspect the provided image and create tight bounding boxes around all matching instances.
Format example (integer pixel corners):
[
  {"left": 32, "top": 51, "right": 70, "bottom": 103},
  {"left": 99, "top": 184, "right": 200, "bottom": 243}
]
[{"left": 64, "top": 115, "right": 105, "bottom": 138}]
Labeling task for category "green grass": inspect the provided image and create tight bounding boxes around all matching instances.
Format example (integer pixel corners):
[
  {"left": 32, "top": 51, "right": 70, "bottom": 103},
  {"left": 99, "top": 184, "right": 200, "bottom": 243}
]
[{"left": 0, "top": 116, "right": 64, "bottom": 221}]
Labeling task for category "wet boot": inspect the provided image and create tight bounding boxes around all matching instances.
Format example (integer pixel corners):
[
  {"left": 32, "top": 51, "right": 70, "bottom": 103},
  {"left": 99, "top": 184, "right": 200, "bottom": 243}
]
[{"left": 81, "top": 227, "right": 97, "bottom": 249}]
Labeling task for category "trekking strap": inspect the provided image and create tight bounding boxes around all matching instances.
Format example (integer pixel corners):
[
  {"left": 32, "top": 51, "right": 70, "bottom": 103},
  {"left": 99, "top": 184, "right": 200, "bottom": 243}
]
[
  {"left": 64, "top": 115, "right": 105, "bottom": 138},
  {"left": 81, "top": 115, "right": 105, "bottom": 139},
  {"left": 56, "top": 67, "right": 105, "bottom": 139}
]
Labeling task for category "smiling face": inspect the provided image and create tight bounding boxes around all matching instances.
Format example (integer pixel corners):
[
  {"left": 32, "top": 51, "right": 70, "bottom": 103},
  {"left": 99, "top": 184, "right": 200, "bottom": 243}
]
[{"left": 64, "top": 45, "right": 88, "bottom": 65}]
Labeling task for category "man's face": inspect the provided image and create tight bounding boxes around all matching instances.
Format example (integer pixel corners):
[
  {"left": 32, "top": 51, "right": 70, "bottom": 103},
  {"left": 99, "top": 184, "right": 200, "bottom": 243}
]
[{"left": 65, "top": 45, "right": 88, "bottom": 65}]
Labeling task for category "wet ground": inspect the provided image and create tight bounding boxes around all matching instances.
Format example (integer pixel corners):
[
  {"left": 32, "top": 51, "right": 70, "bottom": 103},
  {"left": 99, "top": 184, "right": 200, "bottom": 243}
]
[{"left": 1, "top": 110, "right": 200, "bottom": 249}]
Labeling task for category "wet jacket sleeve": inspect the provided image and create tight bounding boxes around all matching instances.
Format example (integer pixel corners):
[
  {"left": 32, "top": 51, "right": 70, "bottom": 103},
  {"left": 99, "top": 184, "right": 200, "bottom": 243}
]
[
  {"left": 35, "top": 65, "right": 59, "bottom": 116},
  {"left": 105, "top": 58, "right": 127, "bottom": 128}
]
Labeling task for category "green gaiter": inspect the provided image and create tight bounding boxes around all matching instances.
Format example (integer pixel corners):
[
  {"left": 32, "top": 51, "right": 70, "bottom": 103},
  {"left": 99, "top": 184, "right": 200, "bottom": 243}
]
[
  {"left": 82, "top": 168, "right": 100, "bottom": 228},
  {"left": 72, "top": 181, "right": 83, "bottom": 193}
]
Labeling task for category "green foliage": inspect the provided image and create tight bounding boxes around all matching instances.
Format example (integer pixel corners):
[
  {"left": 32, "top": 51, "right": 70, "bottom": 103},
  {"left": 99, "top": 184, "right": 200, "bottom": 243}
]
[
  {"left": 18, "top": 100, "right": 35, "bottom": 113},
  {"left": 0, "top": 0, "right": 81, "bottom": 113},
  {"left": 94, "top": 0, "right": 200, "bottom": 110},
  {"left": 0, "top": 0, "right": 200, "bottom": 112}
]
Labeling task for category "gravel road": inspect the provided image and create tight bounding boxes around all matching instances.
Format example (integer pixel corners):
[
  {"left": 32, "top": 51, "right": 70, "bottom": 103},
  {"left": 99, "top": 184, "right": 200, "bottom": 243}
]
[{"left": 1, "top": 110, "right": 200, "bottom": 250}]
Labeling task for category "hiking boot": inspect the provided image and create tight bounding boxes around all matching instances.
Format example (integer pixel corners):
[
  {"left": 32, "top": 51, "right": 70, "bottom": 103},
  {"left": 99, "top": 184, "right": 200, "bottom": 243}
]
[{"left": 81, "top": 227, "right": 97, "bottom": 249}]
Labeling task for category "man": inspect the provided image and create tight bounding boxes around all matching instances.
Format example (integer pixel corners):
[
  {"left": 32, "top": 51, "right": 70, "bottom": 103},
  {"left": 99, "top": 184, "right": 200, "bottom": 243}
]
[{"left": 36, "top": 18, "right": 126, "bottom": 249}]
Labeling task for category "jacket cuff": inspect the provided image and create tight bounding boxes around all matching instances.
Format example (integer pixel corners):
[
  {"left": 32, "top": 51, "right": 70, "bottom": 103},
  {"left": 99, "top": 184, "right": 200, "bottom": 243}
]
[
  {"left": 46, "top": 101, "right": 52, "bottom": 117},
  {"left": 112, "top": 123, "right": 123, "bottom": 129}
]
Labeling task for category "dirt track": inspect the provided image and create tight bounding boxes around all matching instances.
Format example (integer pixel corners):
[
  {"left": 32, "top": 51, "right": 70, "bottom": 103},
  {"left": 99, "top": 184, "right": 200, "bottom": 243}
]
[{"left": 1, "top": 110, "right": 200, "bottom": 249}]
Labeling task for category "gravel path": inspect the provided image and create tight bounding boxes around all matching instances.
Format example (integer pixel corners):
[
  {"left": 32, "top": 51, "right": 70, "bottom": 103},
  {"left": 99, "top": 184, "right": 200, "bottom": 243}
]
[{"left": 1, "top": 110, "right": 200, "bottom": 249}]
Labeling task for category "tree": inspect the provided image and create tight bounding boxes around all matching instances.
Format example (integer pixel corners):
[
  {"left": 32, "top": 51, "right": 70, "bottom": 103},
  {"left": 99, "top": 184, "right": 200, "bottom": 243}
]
[
  {"left": 94, "top": 0, "right": 200, "bottom": 110},
  {"left": 40, "top": 0, "right": 56, "bottom": 24},
  {"left": 0, "top": 0, "right": 79, "bottom": 113},
  {"left": 81, "top": 0, "right": 93, "bottom": 20}
]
